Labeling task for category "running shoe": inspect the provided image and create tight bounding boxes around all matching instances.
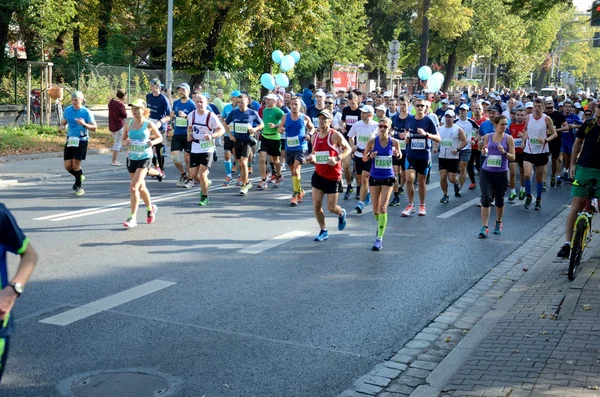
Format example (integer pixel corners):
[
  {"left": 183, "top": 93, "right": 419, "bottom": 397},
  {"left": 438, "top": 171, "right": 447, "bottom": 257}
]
[
  {"left": 494, "top": 221, "right": 502, "bottom": 235},
  {"left": 343, "top": 189, "right": 352, "bottom": 200},
  {"left": 280, "top": 163, "right": 286, "bottom": 171},
  {"left": 207, "top": 180, "right": 213, "bottom": 188},
  {"left": 372, "top": 237, "right": 383, "bottom": 251},
  {"left": 468, "top": 183, "right": 477, "bottom": 190},
  {"left": 177, "top": 175, "right": 186, "bottom": 187},
  {"left": 477, "top": 200, "right": 482, "bottom": 207},
  {"left": 398, "top": 186, "right": 404, "bottom": 195},
  {"left": 314, "top": 229, "right": 329, "bottom": 242},
  {"left": 418, "top": 204, "right": 427, "bottom": 216},
  {"left": 73, "top": 186, "right": 85, "bottom": 196},
  {"left": 550, "top": 176, "right": 556, "bottom": 188},
  {"left": 338, "top": 209, "right": 347, "bottom": 231},
  {"left": 365, "top": 192, "right": 371, "bottom": 206},
  {"left": 269, "top": 174, "right": 277, "bottom": 184},
  {"left": 478, "top": 226, "right": 489, "bottom": 238},
  {"left": 298, "top": 189, "right": 305, "bottom": 202},
  {"left": 236, "top": 177, "right": 242, "bottom": 186},
  {"left": 557, "top": 243, "right": 570, "bottom": 259},
  {"left": 534, "top": 199, "right": 542, "bottom": 211},
  {"left": 183, "top": 179, "right": 194, "bottom": 188},
  {"left": 401, "top": 204, "right": 415, "bottom": 217},
  {"left": 146, "top": 204, "right": 157, "bottom": 224},
  {"left": 454, "top": 183, "right": 461, "bottom": 197},
  {"left": 440, "top": 194, "right": 450, "bottom": 203},
  {"left": 157, "top": 172, "right": 163, "bottom": 183},
  {"left": 355, "top": 202, "right": 364, "bottom": 214},
  {"left": 389, "top": 196, "right": 400, "bottom": 207},
  {"left": 290, "top": 193, "right": 299, "bottom": 206},
  {"left": 239, "top": 182, "right": 252, "bottom": 195},
  {"left": 257, "top": 181, "right": 268, "bottom": 190},
  {"left": 123, "top": 217, "right": 137, "bottom": 228},
  {"left": 556, "top": 177, "right": 562, "bottom": 186},
  {"left": 273, "top": 176, "right": 282, "bottom": 188},
  {"left": 543, "top": 182, "right": 547, "bottom": 192},
  {"left": 198, "top": 196, "right": 209, "bottom": 206},
  {"left": 222, "top": 176, "right": 233, "bottom": 186},
  {"left": 519, "top": 190, "right": 526, "bottom": 200},
  {"left": 508, "top": 192, "right": 517, "bottom": 202},
  {"left": 524, "top": 195, "right": 532, "bottom": 210}
]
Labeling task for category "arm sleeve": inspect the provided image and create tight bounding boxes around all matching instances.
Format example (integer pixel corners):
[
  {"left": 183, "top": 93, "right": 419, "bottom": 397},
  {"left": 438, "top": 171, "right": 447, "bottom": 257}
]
[{"left": 0, "top": 205, "right": 27, "bottom": 255}]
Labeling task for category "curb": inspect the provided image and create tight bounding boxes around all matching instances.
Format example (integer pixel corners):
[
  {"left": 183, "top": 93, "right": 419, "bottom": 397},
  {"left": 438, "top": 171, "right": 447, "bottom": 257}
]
[{"left": 0, "top": 148, "right": 112, "bottom": 163}]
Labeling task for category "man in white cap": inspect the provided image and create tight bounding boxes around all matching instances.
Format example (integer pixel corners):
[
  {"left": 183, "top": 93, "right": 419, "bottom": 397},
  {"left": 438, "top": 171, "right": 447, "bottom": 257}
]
[
  {"left": 434, "top": 109, "right": 468, "bottom": 203},
  {"left": 525, "top": 101, "right": 534, "bottom": 116},
  {"left": 348, "top": 104, "right": 378, "bottom": 212},
  {"left": 257, "top": 93, "right": 285, "bottom": 189},
  {"left": 374, "top": 104, "right": 386, "bottom": 122},
  {"left": 170, "top": 83, "right": 196, "bottom": 188}
]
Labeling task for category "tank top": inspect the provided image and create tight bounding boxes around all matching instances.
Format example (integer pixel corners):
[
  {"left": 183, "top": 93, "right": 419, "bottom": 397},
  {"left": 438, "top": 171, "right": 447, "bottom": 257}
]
[
  {"left": 482, "top": 133, "right": 509, "bottom": 172},
  {"left": 313, "top": 129, "right": 342, "bottom": 181},
  {"left": 127, "top": 120, "right": 152, "bottom": 161},
  {"left": 284, "top": 113, "right": 307, "bottom": 152},
  {"left": 524, "top": 113, "right": 549, "bottom": 154},
  {"left": 369, "top": 136, "right": 395, "bottom": 179},
  {"left": 509, "top": 122, "right": 525, "bottom": 154},
  {"left": 438, "top": 124, "right": 460, "bottom": 159},
  {"left": 189, "top": 111, "right": 216, "bottom": 154}
]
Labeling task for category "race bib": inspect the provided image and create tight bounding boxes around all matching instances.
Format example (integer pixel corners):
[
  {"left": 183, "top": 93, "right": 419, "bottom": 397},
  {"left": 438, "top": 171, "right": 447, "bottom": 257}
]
[
  {"left": 315, "top": 151, "right": 330, "bottom": 164},
  {"left": 200, "top": 140, "right": 215, "bottom": 149},
  {"left": 486, "top": 154, "right": 502, "bottom": 168},
  {"left": 514, "top": 138, "right": 523, "bottom": 147},
  {"left": 374, "top": 156, "right": 393, "bottom": 169},
  {"left": 128, "top": 139, "right": 147, "bottom": 155},
  {"left": 312, "top": 117, "right": 319, "bottom": 126},
  {"left": 67, "top": 136, "right": 80, "bottom": 147},
  {"left": 471, "top": 131, "right": 477, "bottom": 140},
  {"left": 411, "top": 138, "right": 426, "bottom": 150},
  {"left": 175, "top": 117, "right": 188, "bottom": 127},
  {"left": 399, "top": 141, "right": 406, "bottom": 150},
  {"left": 235, "top": 123, "right": 249, "bottom": 134},
  {"left": 346, "top": 115, "right": 358, "bottom": 125},
  {"left": 287, "top": 136, "right": 300, "bottom": 147},
  {"left": 358, "top": 135, "right": 370, "bottom": 143},
  {"left": 529, "top": 137, "right": 544, "bottom": 145},
  {"left": 440, "top": 139, "right": 452, "bottom": 147}
]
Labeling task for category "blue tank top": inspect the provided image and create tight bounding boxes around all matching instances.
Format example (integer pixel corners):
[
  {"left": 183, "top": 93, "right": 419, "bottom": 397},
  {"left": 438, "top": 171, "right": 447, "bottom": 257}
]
[
  {"left": 127, "top": 120, "right": 153, "bottom": 161},
  {"left": 482, "top": 133, "right": 509, "bottom": 172},
  {"left": 284, "top": 113, "right": 307, "bottom": 151},
  {"left": 369, "top": 136, "right": 395, "bottom": 179}
]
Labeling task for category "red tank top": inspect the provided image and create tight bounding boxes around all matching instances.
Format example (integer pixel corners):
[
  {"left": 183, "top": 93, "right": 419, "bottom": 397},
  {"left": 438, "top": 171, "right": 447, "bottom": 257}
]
[
  {"left": 313, "top": 129, "right": 342, "bottom": 181},
  {"left": 471, "top": 116, "right": 488, "bottom": 149},
  {"left": 509, "top": 122, "right": 525, "bottom": 154}
]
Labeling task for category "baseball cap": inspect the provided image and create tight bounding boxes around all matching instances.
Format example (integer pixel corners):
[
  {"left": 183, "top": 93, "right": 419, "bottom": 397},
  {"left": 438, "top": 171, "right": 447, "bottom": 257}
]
[
  {"left": 129, "top": 99, "right": 146, "bottom": 108},
  {"left": 459, "top": 104, "right": 469, "bottom": 111},
  {"left": 71, "top": 91, "right": 84, "bottom": 99},
  {"left": 544, "top": 97, "right": 554, "bottom": 103},
  {"left": 487, "top": 105, "right": 499, "bottom": 113},
  {"left": 177, "top": 83, "right": 190, "bottom": 91},
  {"left": 150, "top": 78, "right": 162, "bottom": 87},
  {"left": 230, "top": 90, "right": 242, "bottom": 98},
  {"left": 360, "top": 105, "right": 374, "bottom": 113},
  {"left": 375, "top": 104, "right": 387, "bottom": 111},
  {"left": 574, "top": 102, "right": 582, "bottom": 109},
  {"left": 265, "top": 93, "right": 277, "bottom": 100},
  {"left": 318, "top": 109, "right": 333, "bottom": 119},
  {"left": 315, "top": 90, "right": 326, "bottom": 97},
  {"left": 525, "top": 102, "right": 534, "bottom": 108},
  {"left": 441, "top": 99, "right": 449, "bottom": 104},
  {"left": 202, "top": 92, "right": 211, "bottom": 99},
  {"left": 366, "top": 98, "right": 374, "bottom": 102},
  {"left": 482, "top": 100, "right": 490, "bottom": 105},
  {"left": 383, "top": 91, "right": 392, "bottom": 98},
  {"left": 448, "top": 105, "right": 456, "bottom": 110},
  {"left": 444, "top": 109, "right": 455, "bottom": 117},
  {"left": 558, "top": 101, "right": 564, "bottom": 107}
]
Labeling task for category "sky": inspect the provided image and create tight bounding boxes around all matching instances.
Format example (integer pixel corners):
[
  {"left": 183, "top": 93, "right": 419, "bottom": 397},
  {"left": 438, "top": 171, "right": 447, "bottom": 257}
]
[{"left": 574, "top": 0, "right": 592, "bottom": 11}]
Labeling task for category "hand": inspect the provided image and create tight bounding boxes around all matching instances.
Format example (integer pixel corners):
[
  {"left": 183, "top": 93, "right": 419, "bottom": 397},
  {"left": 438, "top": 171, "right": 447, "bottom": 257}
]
[
  {"left": 433, "top": 148, "right": 438, "bottom": 154},
  {"left": 205, "top": 134, "right": 212, "bottom": 141},
  {"left": 369, "top": 151, "right": 378, "bottom": 159},
  {"left": 496, "top": 144, "right": 505, "bottom": 154},
  {"left": 155, "top": 121, "right": 162, "bottom": 129},
  {"left": 0, "top": 287, "right": 18, "bottom": 321},
  {"left": 451, "top": 149, "right": 457, "bottom": 155},
  {"left": 187, "top": 135, "right": 193, "bottom": 142},
  {"left": 268, "top": 123, "right": 276, "bottom": 129},
  {"left": 146, "top": 140, "right": 153, "bottom": 148},
  {"left": 517, "top": 132, "right": 523, "bottom": 138},
  {"left": 392, "top": 147, "right": 399, "bottom": 157},
  {"left": 306, "top": 154, "right": 315, "bottom": 164},
  {"left": 569, "top": 166, "right": 576, "bottom": 179},
  {"left": 231, "top": 136, "right": 237, "bottom": 143},
  {"left": 75, "top": 118, "right": 86, "bottom": 126},
  {"left": 248, "top": 127, "right": 254, "bottom": 134},
  {"left": 417, "top": 128, "right": 425, "bottom": 135},
  {"left": 178, "top": 111, "right": 185, "bottom": 117},
  {"left": 327, "top": 157, "right": 338, "bottom": 166}
]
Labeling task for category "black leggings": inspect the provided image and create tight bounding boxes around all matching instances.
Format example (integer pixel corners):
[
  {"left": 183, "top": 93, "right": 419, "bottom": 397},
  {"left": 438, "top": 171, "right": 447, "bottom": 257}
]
[
  {"left": 152, "top": 143, "right": 165, "bottom": 170},
  {"left": 479, "top": 169, "right": 508, "bottom": 208},
  {"left": 467, "top": 149, "right": 481, "bottom": 184}
]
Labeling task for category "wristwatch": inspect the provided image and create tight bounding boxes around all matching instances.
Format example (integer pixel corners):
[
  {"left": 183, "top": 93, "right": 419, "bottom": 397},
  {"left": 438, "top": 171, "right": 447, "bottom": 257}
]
[
  {"left": 335, "top": 155, "right": 341, "bottom": 161},
  {"left": 8, "top": 282, "right": 23, "bottom": 297}
]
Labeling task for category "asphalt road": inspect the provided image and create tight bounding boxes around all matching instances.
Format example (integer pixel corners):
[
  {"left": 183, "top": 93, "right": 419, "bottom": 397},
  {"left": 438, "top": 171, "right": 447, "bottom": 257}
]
[
  {"left": 0, "top": 152, "right": 573, "bottom": 396},
  {"left": 0, "top": 110, "right": 109, "bottom": 127}
]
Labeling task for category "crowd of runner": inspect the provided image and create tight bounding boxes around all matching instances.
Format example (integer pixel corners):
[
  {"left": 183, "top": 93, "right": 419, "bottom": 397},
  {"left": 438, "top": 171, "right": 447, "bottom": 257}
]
[{"left": 59, "top": 83, "right": 600, "bottom": 252}]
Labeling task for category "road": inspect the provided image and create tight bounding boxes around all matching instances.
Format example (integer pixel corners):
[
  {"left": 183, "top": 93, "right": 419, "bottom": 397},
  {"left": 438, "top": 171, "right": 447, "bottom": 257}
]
[
  {"left": 0, "top": 110, "right": 109, "bottom": 127},
  {"left": 0, "top": 152, "right": 572, "bottom": 396}
]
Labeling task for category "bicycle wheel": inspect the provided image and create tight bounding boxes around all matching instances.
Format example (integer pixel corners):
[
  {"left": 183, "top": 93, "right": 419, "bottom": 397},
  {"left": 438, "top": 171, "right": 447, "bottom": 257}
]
[
  {"left": 568, "top": 218, "right": 588, "bottom": 280},
  {"left": 14, "top": 110, "right": 37, "bottom": 125}
]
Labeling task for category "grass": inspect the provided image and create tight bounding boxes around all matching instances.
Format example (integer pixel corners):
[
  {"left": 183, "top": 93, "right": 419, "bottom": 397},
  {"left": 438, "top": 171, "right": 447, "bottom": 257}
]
[{"left": 0, "top": 124, "right": 113, "bottom": 157}]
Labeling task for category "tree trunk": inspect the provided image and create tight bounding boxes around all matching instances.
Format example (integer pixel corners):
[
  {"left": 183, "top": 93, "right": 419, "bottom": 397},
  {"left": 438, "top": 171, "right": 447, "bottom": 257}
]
[
  {"left": 0, "top": 7, "right": 11, "bottom": 78},
  {"left": 419, "top": 0, "right": 430, "bottom": 67},
  {"left": 73, "top": 17, "right": 81, "bottom": 53},
  {"left": 98, "top": 0, "right": 113, "bottom": 49},
  {"left": 442, "top": 41, "right": 459, "bottom": 92},
  {"left": 535, "top": 55, "right": 552, "bottom": 91},
  {"left": 489, "top": 63, "right": 497, "bottom": 91}
]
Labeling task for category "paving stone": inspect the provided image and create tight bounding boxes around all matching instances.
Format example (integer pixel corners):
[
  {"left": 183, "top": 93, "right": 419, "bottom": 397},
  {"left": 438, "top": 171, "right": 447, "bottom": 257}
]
[
  {"left": 365, "top": 375, "right": 391, "bottom": 387},
  {"left": 413, "top": 332, "right": 438, "bottom": 342},
  {"left": 405, "top": 340, "right": 431, "bottom": 349},
  {"left": 404, "top": 368, "right": 431, "bottom": 379},
  {"left": 410, "top": 360, "right": 438, "bottom": 370},
  {"left": 385, "top": 383, "right": 415, "bottom": 394},
  {"left": 384, "top": 361, "right": 408, "bottom": 371},
  {"left": 393, "top": 375, "right": 424, "bottom": 387},
  {"left": 389, "top": 354, "right": 413, "bottom": 364},
  {"left": 374, "top": 367, "right": 402, "bottom": 379},
  {"left": 355, "top": 382, "right": 382, "bottom": 395}
]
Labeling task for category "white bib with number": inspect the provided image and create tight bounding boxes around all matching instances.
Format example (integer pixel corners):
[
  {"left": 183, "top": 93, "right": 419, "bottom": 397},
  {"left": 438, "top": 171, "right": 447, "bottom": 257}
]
[
  {"left": 128, "top": 139, "right": 147, "bottom": 156},
  {"left": 529, "top": 137, "right": 544, "bottom": 145},
  {"left": 486, "top": 154, "right": 502, "bottom": 168},
  {"left": 287, "top": 136, "right": 300, "bottom": 147},
  {"left": 358, "top": 135, "right": 370, "bottom": 143},
  {"left": 399, "top": 140, "right": 406, "bottom": 150},
  {"left": 411, "top": 138, "right": 426, "bottom": 150},
  {"left": 514, "top": 138, "right": 522, "bottom": 147},
  {"left": 440, "top": 139, "right": 452, "bottom": 147},
  {"left": 235, "top": 123, "right": 249, "bottom": 134},
  {"left": 67, "top": 136, "right": 80, "bottom": 147},
  {"left": 175, "top": 117, "right": 188, "bottom": 127},
  {"left": 346, "top": 115, "right": 358, "bottom": 126},
  {"left": 315, "top": 151, "right": 330, "bottom": 164},
  {"left": 374, "top": 156, "right": 393, "bottom": 169}
]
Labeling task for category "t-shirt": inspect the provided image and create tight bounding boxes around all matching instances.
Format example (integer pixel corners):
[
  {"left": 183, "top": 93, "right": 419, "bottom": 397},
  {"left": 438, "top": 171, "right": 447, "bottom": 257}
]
[
  {"left": 250, "top": 100, "right": 261, "bottom": 112},
  {"left": 348, "top": 120, "right": 378, "bottom": 151},
  {"left": 391, "top": 114, "right": 412, "bottom": 151},
  {"left": 454, "top": 118, "right": 479, "bottom": 150},
  {"left": 479, "top": 120, "right": 495, "bottom": 136},
  {"left": 405, "top": 116, "right": 438, "bottom": 160},
  {"left": 187, "top": 111, "right": 223, "bottom": 153},
  {"left": 63, "top": 106, "right": 95, "bottom": 140},
  {"left": 225, "top": 108, "right": 262, "bottom": 143},
  {"left": 564, "top": 114, "right": 582, "bottom": 142},
  {"left": 172, "top": 99, "right": 196, "bottom": 135},
  {"left": 341, "top": 107, "right": 362, "bottom": 135},
  {"left": 0, "top": 204, "right": 28, "bottom": 337},
  {"left": 108, "top": 98, "right": 127, "bottom": 132},
  {"left": 547, "top": 110, "right": 566, "bottom": 139},
  {"left": 576, "top": 119, "right": 600, "bottom": 169},
  {"left": 146, "top": 93, "right": 172, "bottom": 130},
  {"left": 212, "top": 97, "right": 225, "bottom": 113},
  {"left": 261, "top": 106, "right": 285, "bottom": 140},
  {"left": 306, "top": 105, "right": 325, "bottom": 128}
]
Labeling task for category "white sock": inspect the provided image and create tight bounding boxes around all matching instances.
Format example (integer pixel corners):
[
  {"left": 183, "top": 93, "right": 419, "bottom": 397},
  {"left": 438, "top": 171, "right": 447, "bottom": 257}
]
[
  {"left": 511, "top": 189, "right": 516, "bottom": 194},
  {"left": 564, "top": 241, "right": 570, "bottom": 245}
]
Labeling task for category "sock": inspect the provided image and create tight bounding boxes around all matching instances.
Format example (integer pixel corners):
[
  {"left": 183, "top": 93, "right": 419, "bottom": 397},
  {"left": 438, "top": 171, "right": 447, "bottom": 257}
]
[
  {"left": 536, "top": 182, "right": 543, "bottom": 198},
  {"left": 297, "top": 176, "right": 301, "bottom": 191},
  {"left": 525, "top": 179, "right": 531, "bottom": 195},
  {"left": 520, "top": 187, "right": 525, "bottom": 192},
  {"left": 394, "top": 192, "right": 399, "bottom": 198},
  {"left": 130, "top": 213, "right": 135, "bottom": 218},
  {"left": 374, "top": 213, "right": 380, "bottom": 221},
  {"left": 146, "top": 207, "right": 151, "bottom": 212},
  {"left": 67, "top": 169, "right": 76, "bottom": 176},
  {"left": 565, "top": 240, "right": 570, "bottom": 245},
  {"left": 292, "top": 176, "right": 299, "bottom": 192},
  {"left": 377, "top": 213, "right": 388, "bottom": 238},
  {"left": 74, "top": 169, "right": 83, "bottom": 186},
  {"left": 511, "top": 188, "right": 516, "bottom": 195},
  {"left": 201, "top": 194, "right": 207, "bottom": 199},
  {"left": 357, "top": 185, "right": 361, "bottom": 195},
  {"left": 270, "top": 162, "right": 275, "bottom": 173}
]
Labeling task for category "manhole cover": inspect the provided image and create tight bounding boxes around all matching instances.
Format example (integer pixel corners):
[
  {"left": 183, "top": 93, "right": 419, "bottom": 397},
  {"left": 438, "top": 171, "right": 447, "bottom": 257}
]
[{"left": 69, "top": 371, "right": 172, "bottom": 397}]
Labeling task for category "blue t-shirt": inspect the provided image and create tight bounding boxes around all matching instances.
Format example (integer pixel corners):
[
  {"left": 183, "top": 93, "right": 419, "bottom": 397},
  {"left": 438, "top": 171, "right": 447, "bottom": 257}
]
[
  {"left": 208, "top": 103, "right": 221, "bottom": 115},
  {"left": 225, "top": 108, "right": 263, "bottom": 142},
  {"left": 391, "top": 114, "right": 412, "bottom": 142},
  {"left": 0, "top": 204, "right": 27, "bottom": 337},
  {"left": 565, "top": 114, "right": 582, "bottom": 142},
  {"left": 146, "top": 93, "right": 172, "bottom": 130},
  {"left": 405, "top": 116, "right": 438, "bottom": 160},
  {"left": 480, "top": 120, "right": 509, "bottom": 136},
  {"left": 63, "top": 106, "right": 95, "bottom": 140},
  {"left": 250, "top": 100, "right": 261, "bottom": 112},
  {"left": 306, "top": 105, "right": 324, "bottom": 126},
  {"left": 222, "top": 104, "right": 235, "bottom": 119},
  {"left": 172, "top": 99, "right": 196, "bottom": 135}
]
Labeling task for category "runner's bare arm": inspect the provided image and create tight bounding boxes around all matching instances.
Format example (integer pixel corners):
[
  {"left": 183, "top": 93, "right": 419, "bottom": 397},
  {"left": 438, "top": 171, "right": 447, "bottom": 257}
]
[
  {"left": 148, "top": 122, "right": 163, "bottom": 146},
  {"left": 277, "top": 114, "right": 287, "bottom": 133},
  {"left": 504, "top": 135, "right": 516, "bottom": 162},
  {"left": 363, "top": 139, "right": 375, "bottom": 162}
]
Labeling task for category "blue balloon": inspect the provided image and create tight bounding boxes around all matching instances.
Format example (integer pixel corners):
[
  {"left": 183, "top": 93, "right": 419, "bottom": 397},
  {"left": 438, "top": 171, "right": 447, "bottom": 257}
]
[
  {"left": 272, "top": 50, "right": 284, "bottom": 64},
  {"left": 290, "top": 51, "right": 301, "bottom": 63},
  {"left": 427, "top": 75, "right": 442, "bottom": 92},
  {"left": 280, "top": 55, "right": 296, "bottom": 72},
  {"left": 418, "top": 66, "right": 432, "bottom": 80},
  {"left": 260, "top": 73, "right": 275, "bottom": 90},
  {"left": 275, "top": 73, "right": 289, "bottom": 88},
  {"left": 431, "top": 72, "right": 445, "bottom": 84}
]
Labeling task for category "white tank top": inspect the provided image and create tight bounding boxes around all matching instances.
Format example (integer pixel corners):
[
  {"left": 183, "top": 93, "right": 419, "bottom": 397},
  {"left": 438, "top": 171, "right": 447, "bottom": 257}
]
[
  {"left": 438, "top": 124, "right": 460, "bottom": 159},
  {"left": 525, "top": 113, "right": 549, "bottom": 154}
]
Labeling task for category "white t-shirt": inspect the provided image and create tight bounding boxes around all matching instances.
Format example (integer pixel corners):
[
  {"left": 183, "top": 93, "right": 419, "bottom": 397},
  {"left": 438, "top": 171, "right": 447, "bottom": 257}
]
[
  {"left": 438, "top": 124, "right": 461, "bottom": 159},
  {"left": 348, "top": 120, "right": 378, "bottom": 151},
  {"left": 187, "top": 111, "right": 223, "bottom": 153}
]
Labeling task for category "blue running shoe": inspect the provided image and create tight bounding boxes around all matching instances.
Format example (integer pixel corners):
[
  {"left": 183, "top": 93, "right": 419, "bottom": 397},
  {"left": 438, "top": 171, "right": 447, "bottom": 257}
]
[
  {"left": 314, "top": 229, "right": 329, "bottom": 242},
  {"left": 338, "top": 209, "right": 347, "bottom": 231},
  {"left": 365, "top": 192, "right": 371, "bottom": 206},
  {"left": 372, "top": 237, "right": 383, "bottom": 251}
]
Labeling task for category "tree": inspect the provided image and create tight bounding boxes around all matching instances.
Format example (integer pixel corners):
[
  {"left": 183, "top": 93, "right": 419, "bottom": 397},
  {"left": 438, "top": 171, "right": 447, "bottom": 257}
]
[{"left": 0, "top": 0, "right": 27, "bottom": 76}]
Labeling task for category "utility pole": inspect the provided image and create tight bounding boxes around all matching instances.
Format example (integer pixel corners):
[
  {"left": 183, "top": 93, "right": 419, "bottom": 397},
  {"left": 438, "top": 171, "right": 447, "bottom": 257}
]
[{"left": 166, "top": 0, "right": 174, "bottom": 101}]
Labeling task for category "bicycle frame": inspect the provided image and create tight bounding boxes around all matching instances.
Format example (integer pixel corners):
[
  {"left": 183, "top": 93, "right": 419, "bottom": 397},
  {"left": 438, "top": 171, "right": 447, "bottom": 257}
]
[{"left": 571, "top": 180, "right": 597, "bottom": 251}]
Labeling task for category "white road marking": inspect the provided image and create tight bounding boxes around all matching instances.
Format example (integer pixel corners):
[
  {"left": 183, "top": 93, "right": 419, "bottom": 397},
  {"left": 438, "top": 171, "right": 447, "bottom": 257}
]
[
  {"left": 437, "top": 197, "right": 480, "bottom": 218},
  {"left": 239, "top": 231, "right": 310, "bottom": 254},
  {"left": 39, "top": 279, "right": 176, "bottom": 326}
]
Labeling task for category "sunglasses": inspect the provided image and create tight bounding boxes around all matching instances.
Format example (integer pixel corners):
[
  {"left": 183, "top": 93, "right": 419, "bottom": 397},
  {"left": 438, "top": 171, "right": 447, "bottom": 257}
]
[
  {"left": 325, "top": 102, "right": 334, "bottom": 105},
  {"left": 414, "top": 104, "right": 425, "bottom": 108},
  {"left": 378, "top": 125, "right": 388, "bottom": 129},
  {"left": 545, "top": 106, "right": 554, "bottom": 109}
]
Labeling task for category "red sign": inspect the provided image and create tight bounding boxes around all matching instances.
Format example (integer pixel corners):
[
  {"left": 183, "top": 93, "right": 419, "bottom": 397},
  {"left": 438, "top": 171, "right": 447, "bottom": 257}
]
[
  {"left": 6, "top": 41, "right": 27, "bottom": 59},
  {"left": 333, "top": 70, "right": 357, "bottom": 92}
]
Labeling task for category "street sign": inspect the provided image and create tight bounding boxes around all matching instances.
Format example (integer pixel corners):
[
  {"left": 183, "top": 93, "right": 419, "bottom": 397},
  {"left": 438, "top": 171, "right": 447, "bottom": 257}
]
[
  {"left": 387, "top": 59, "right": 398, "bottom": 71},
  {"left": 389, "top": 40, "right": 400, "bottom": 52}
]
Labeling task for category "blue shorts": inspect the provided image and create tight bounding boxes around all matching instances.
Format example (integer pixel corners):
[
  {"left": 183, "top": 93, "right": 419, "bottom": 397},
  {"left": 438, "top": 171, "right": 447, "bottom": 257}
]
[{"left": 561, "top": 139, "right": 574, "bottom": 155}]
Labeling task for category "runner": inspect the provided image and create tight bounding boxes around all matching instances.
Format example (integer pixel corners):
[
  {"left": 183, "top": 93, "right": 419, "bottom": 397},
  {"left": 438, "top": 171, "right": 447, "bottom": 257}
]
[
  {"left": 508, "top": 107, "right": 526, "bottom": 201},
  {"left": 390, "top": 96, "right": 412, "bottom": 206},
  {"left": 224, "top": 94, "right": 264, "bottom": 195},
  {"left": 121, "top": 99, "right": 162, "bottom": 228},
  {"left": 222, "top": 91, "right": 240, "bottom": 186},
  {"left": 170, "top": 83, "right": 197, "bottom": 188},
  {"left": 362, "top": 117, "right": 401, "bottom": 250},
  {"left": 478, "top": 115, "right": 516, "bottom": 238},
  {"left": 257, "top": 94, "right": 285, "bottom": 189},
  {"left": 108, "top": 89, "right": 127, "bottom": 166},
  {"left": 402, "top": 97, "right": 440, "bottom": 216},
  {"left": 0, "top": 204, "right": 38, "bottom": 383},
  {"left": 307, "top": 109, "right": 351, "bottom": 241},
  {"left": 341, "top": 93, "right": 362, "bottom": 199},
  {"left": 434, "top": 109, "right": 468, "bottom": 203},
  {"left": 454, "top": 104, "right": 478, "bottom": 195},
  {"left": 279, "top": 97, "right": 315, "bottom": 205},
  {"left": 59, "top": 91, "right": 97, "bottom": 196},
  {"left": 146, "top": 78, "right": 171, "bottom": 179},
  {"left": 468, "top": 102, "right": 487, "bottom": 190},
  {"left": 544, "top": 98, "right": 569, "bottom": 188},
  {"left": 561, "top": 102, "right": 583, "bottom": 180},
  {"left": 187, "top": 95, "right": 224, "bottom": 206},
  {"left": 348, "top": 105, "right": 378, "bottom": 213},
  {"left": 521, "top": 98, "right": 558, "bottom": 210}
]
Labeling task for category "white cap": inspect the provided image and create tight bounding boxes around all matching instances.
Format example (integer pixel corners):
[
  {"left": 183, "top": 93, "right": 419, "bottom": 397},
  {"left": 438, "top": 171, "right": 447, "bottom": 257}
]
[
  {"left": 314, "top": 90, "right": 326, "bottom": 97},
  {"left": 574, "top": 102, "right": 582, "bottom": 109},
  {"left": 482, "top": 100, "right": 490, "bottom": 105},
  {"left": 265, "top": 93, "right": 277, "bottom": 100},
  {"left": 558, "top": 102, "right": 564, "bottom": 106},
  {"left": 544, "top": 97, "right": 554, "bottom": 103},
  {"left": 441, "top": 99, "right": 449, "bottom": 104},
  {"left": 444, "top": 109, "right": 456, "bottom": 117},
  {"left": 366, "top": 97, "right": 374, "bottom": 102},
  {"left": 525, "top": 102, "right": 534, "bottom": 108},
  {"left": 459, "top": 104, "right": 469, "bottom": 111},
  {"left": 383, "top": 91, "right": 392, "bottom": 97},
  {"left": 375, "top": 104, "right": 387, "bottom": 111},
  {"left": 448, "top": 104, "right": 456, "bottom": 110},
  {"left": 360, "top": 105, "right": 375, "bottom": 113}
]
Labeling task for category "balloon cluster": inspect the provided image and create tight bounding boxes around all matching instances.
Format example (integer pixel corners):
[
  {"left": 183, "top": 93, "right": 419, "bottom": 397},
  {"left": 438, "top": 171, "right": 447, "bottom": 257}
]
[
  {"left": 260, "top": 50, "right": 301, "bottom": 90},
  {"left": 417, "top": 66, "right": 445, "bottom": 93}
]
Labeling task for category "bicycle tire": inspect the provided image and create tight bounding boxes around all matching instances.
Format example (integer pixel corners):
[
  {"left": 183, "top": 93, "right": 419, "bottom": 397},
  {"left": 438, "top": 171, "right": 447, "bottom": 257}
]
[
  {"left": 568, "top": 217, "right": 588, "bottom": 280},
  {"left": 14, "top": 110, "right": 37, "bottom": 125}
]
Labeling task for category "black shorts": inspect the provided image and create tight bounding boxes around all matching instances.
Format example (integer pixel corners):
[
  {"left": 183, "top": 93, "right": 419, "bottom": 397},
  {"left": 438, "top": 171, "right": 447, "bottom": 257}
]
[
  {"left": 511, "top": 152, "right": 524, "bottom": 167},
  {"left": 523, "top": 152, "right": 549, "bottom": 167},
  {"left": 548, "top": 138, "right": 561, "bottom": 158},
  {"left": 259, "top": 136, "right": 281, "bottom": 157},
  {"left": 354, "top": 153, "right": 373, "bottom": 175},
  {"left": 438, "top": 158, "right": 459, "bottom": 174},
  {"left": 189, "top": 152, "right": 213, "bottom": 169},
  {"left": 171, "top": 135, "right": 190, "bottom": 152},
  {"left": 223, "top": 136, "right": 235, "bottom": 152},
  {"left": 311, "top": 172, "right": 342, "bottom": 194},
  {"left": 407, "top": 157, "right": 431, "bottom": 176},
  {"left": 234, "top": 141, "right": 252, "bottom": 159},
  {"left": 127, "top": 158, "right": 151, "bottom": 173},
  {"left": 369, "top": 176, "right": 395, "bottom": 186},
  {"left": 281, "top": 139, "right": 287, "bottom": 152},
  {"left": 64, "top": 140, "right": 88, "bottom": 161},
  {"left": 393, "top": 150, "right": 406, "bottom": 170},
  {"left": 285, "top": 149, "right": 307, "bottom": 165}
]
